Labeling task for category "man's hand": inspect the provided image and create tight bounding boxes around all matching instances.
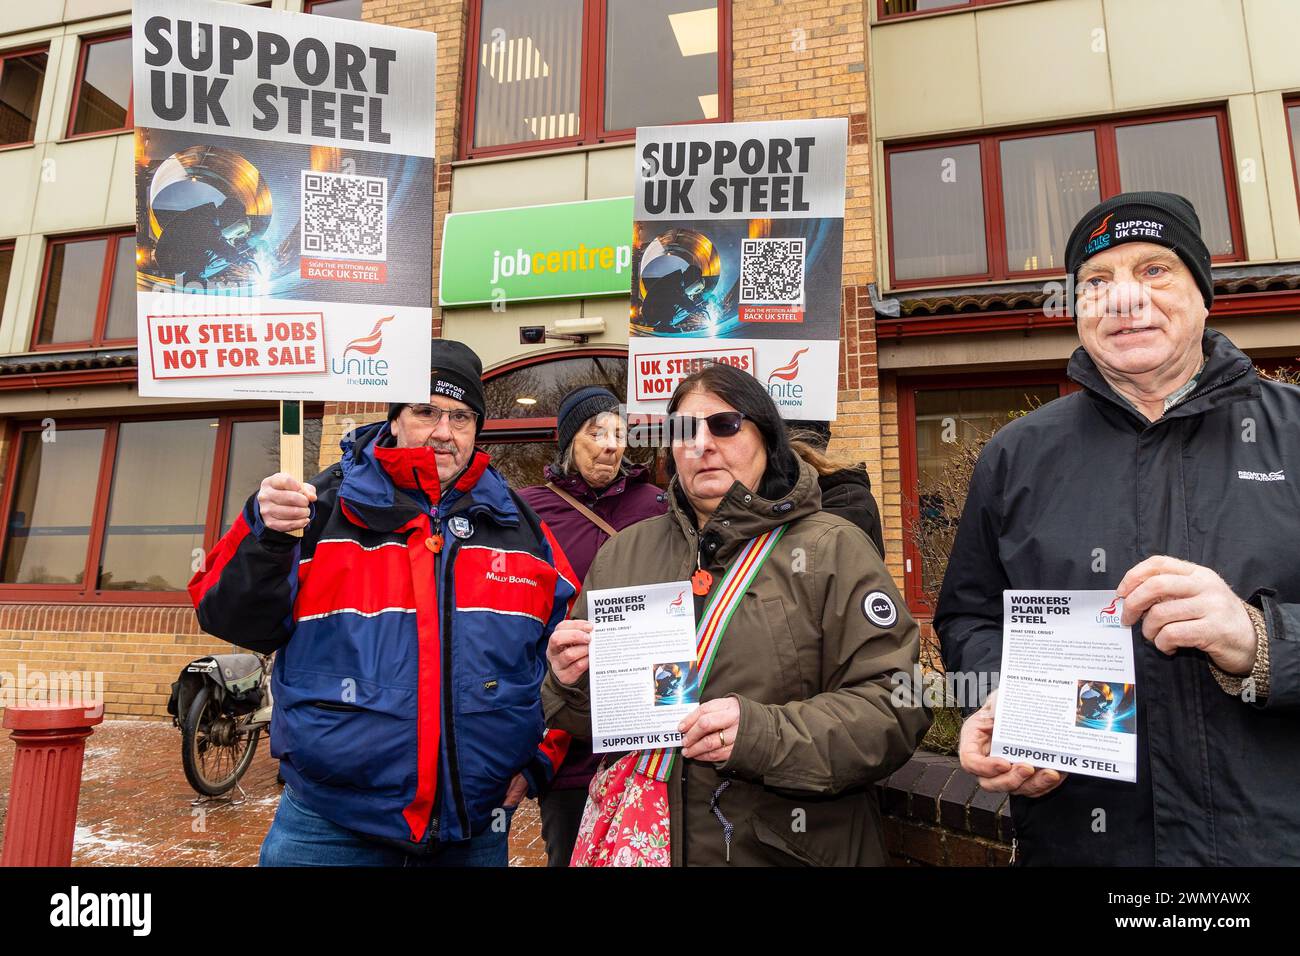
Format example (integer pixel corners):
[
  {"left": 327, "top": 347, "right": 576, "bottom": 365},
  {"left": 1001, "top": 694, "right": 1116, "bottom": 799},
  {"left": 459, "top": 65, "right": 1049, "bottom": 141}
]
[
  {"left": 503, "top": 772, "right": 528, "bottom": 808},
  {"left": 958, "top": 690, "right": 1068, "bottom": 797},
  {"left": 680, "top": 697, "right": 740, "bottom": 763},
  {"left": 546, "top": 619, "right": 592, "bottom": 686},
  {"left": 1117, "top": 556, "right": 1257, "bottom": 676},
  {"left": 257, "top": 472, "right": 317, "bottom": 534}
]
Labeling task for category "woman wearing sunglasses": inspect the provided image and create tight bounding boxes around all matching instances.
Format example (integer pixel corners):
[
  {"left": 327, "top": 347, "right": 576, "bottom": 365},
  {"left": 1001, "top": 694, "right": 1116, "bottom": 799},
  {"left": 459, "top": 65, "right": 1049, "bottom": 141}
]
[{"left": 543, "top": 361, "right": 929, "bottom": 866}]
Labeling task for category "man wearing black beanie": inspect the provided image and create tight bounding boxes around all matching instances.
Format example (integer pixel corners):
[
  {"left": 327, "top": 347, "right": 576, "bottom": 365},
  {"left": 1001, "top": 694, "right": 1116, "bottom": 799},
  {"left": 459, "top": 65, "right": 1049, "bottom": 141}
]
[
  {"left": 936, "top": 191, "right": 1300, "bottom": 866},
  {"left": 193, "top": 335, "right": 583, "bottom": 866}
]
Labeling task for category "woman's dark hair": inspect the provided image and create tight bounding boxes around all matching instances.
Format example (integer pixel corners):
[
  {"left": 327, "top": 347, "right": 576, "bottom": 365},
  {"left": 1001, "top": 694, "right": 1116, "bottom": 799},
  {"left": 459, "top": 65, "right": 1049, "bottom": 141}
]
[{"left": 666, "top": 361, "right": 800, "bottom": 500}]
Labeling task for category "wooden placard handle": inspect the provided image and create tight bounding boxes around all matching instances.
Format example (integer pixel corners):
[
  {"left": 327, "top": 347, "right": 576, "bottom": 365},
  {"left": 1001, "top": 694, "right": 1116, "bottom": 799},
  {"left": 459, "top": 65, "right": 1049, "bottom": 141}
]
[{"left": 280, "top": 400, "right": 305, "bottom": 539}]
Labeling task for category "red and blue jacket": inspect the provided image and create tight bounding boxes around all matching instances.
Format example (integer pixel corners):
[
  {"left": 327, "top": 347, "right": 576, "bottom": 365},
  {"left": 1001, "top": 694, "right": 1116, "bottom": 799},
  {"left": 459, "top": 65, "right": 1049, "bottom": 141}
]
[{"left": 188, "top": 420, "right": 578, "bottom": 846}]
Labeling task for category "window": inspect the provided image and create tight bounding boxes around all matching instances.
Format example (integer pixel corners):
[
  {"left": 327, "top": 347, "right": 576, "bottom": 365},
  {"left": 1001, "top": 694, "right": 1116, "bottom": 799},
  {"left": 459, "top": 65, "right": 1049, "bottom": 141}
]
[
  {"left": 878, "top": 0, "right": 1017, "bottom": 20},
  {"left": 463, "top": 0, "right": 728, "bottom": 158},
  {"left": 479, "top": 351, "right": 656, "bottom": 487},
  {"left": 898, "top": 376, "right": 1067, "bottom": 609},
  {"left": 889, "top": 144, "right": 987, "bottom": 282},
  {"left": 2, "top": 428, "right": 105, "bottom": 586},
  {"left": 68, "top": 32, "right": 131, "bottom": 137},
  {"left": 885, "top": 109, "right": 1242, "bottom": 288},
  {"left": 306, "top": 0, "right": 362, "bottom": 18},
  {"left": 1286, "top": 98, "right": 1300, "bottom": 216},
  {"left": 0, "top": 412, "right": 322, "bottom": 599},
  {"left": 35, "top": 232, "right": 135, "bottom": 349},
  {"left": 0, "top": 46, "right": 47, "bottom": 146}
]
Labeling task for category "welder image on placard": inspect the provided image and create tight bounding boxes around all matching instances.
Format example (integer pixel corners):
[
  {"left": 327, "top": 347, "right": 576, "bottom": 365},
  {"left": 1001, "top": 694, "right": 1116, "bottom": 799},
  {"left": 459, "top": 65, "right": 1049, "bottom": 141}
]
[
  {"left": 147, "top": 147, "right": 267, "bottom": 285},
  {"left": 629, "top": 217, "right": 842, "bottom": 341},
  {"left": 134, "top": 127, "right": 433, "bottom": 309},
  {"left": 638, "top": 228, "right": 720, "bottom": 333}
]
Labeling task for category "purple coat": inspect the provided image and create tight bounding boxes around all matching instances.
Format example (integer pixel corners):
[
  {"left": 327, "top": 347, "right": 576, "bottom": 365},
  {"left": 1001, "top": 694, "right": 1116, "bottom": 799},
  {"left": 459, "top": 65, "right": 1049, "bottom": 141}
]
[
  {"left": 519, "top": 463, "right": 667, "bottom": 789},
  {"left": 519, "top": 464, "right": 667, "bottom": 585}
]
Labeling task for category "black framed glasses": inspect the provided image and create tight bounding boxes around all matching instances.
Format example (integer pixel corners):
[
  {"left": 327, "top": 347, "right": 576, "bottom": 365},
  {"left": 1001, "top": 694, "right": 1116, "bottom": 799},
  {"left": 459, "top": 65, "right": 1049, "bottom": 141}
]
[
  {"left": 406, "top": 404, "right": 479, "bottom": 430},
  {"left": 667, "top": 411, "right": 750, "bottom": 443}
]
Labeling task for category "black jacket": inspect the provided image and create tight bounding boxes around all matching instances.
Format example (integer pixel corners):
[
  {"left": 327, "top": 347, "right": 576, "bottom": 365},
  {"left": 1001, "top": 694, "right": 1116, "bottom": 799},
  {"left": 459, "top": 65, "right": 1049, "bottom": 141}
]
[
  {"left": 818, "top": 467, "right": 885, "bottom": 558},
  {"left": 935, "top": 329, "right": 1300, "bottom": 866}
]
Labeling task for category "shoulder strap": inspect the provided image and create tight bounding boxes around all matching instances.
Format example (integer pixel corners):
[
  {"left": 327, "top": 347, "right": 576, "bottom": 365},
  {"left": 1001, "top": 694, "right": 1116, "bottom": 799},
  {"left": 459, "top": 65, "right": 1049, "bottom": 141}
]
[{"left": 545, "top": 482, "right": 619, "bottom": 537}]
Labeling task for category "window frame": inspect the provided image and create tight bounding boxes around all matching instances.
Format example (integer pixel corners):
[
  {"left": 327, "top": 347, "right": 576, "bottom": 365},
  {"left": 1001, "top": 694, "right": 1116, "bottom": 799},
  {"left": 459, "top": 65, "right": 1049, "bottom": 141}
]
[
  {"left": 65, "top": 30, "right": 133, "bottom": 141},
  {"left": 0, "top": 43, "right": 50, "bottom": 150},
  {"left": 897, "top": 370, "right": 1077, "bottom": 614},
  {"left": 458, "top": 0, "right": 732, "bottom": 161},
  {"left": 877, "top": 0, "right": 1023, "bottom": 23},
  {"left": 1285, "top": 95, "right": 1300, "bottom": 219},
  {"left": 32, "top": 229, "right": 136, "bottom": 351},
  {"left": 0, "top": 408, "right": 321, "bottom": 604},
  {"left": 883, "top": 106, "right": 1245, "bottom": 291},
  {"left": 479, "top": 346, "right": 629, "bottom": 442}
]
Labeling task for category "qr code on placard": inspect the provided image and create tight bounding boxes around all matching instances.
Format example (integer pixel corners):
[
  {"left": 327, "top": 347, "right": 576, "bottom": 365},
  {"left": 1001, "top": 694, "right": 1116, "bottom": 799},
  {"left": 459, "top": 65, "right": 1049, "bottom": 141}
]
[
  {"left": 739, "top": 238, "right": 805, "bottom": 305},
  {"left": 301, "top": 170, "right": 387, "bottom": 261}
]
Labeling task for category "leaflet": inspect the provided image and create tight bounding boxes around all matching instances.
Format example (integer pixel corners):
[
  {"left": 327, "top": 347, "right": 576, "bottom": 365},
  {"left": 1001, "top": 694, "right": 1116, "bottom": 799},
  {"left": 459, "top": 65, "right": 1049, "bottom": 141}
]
[
  {"left": 587, "top": 581, "right": 698, "bottom": 754},
  {"left": 991, "top": 590, "right": 1138, "bottom": 782}
]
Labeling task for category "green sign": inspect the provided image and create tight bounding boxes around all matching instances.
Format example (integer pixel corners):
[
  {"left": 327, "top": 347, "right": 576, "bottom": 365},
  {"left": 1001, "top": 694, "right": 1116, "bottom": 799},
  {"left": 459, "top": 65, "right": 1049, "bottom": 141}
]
[{"left": 439, "top": 196, "right": 634, "bottom": 307}]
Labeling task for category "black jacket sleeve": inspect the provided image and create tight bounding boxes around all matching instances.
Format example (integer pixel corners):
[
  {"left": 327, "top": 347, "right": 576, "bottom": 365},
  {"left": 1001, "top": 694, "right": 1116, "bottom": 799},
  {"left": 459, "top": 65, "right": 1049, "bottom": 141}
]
[{"left": 933, "top": 450, "right": 1009, "bottom": 712}]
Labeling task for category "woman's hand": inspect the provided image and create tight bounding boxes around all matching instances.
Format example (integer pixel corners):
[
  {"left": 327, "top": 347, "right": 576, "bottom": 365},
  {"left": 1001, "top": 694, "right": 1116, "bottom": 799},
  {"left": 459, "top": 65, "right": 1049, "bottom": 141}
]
[
  {"left": 680, "top": 697, "right": 741, "bottom": 763},
  {"left": 547, "top": 619, "right": 593, "bottom": 685}
]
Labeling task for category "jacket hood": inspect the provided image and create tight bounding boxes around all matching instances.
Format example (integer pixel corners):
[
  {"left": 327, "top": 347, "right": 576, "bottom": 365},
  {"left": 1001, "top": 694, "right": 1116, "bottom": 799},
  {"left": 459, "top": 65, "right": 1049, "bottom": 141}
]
[
  {"left": 338, "top": 420, "right": 517, "bottom": 533},
  {"left": 817, "top": 466, "right": 873, "bottom": 494},
  {"left": 1067, "top": 328, "right": 1259, "bottom": 421},
  {"left": 667, "top": 456, "right": 822, "bottom": 563}
]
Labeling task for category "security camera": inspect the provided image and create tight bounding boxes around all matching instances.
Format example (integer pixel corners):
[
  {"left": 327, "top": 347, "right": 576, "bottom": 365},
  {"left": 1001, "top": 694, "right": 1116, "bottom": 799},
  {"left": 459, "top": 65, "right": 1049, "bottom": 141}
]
[{"left": 519, "top": 326, "right": 546, "bottom": 345}]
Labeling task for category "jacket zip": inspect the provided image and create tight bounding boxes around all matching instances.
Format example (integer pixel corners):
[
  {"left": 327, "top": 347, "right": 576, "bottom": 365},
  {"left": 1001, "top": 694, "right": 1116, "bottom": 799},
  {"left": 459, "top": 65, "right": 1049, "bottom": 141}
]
[
  {"left": 1162, "top": 365, "right": 1249, "bottom": 416},
  {"left": 410, "top": 464, "right": 457, "bottom": 845},
  {"left": 439, "top": 527, "right": 472, "bottom": 839}
]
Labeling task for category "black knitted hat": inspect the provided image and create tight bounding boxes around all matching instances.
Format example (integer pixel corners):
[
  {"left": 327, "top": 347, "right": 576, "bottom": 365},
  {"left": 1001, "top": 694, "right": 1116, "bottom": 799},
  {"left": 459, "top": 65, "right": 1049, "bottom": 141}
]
[
  {"left": 388, "top": 339, "right": 486, "bottom": 434},
  {"left": 556, "top": 386, "right": 621, "bottom": 456},
  {"left": 1064, "top": 191, "right": 1214, "bottom": 312}
]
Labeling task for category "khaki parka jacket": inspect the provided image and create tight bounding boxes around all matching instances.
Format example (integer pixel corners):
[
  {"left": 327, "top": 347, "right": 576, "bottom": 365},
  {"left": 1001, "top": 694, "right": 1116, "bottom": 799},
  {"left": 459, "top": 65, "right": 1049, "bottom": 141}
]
[{"left": 543, "top": 458, "right": 930, "bottom": 866}]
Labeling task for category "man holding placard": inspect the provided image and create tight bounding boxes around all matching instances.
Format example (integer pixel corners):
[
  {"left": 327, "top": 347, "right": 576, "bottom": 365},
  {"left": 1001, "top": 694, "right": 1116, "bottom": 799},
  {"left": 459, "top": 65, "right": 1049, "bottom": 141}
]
[
  {"left": 936, "top": 192, "right": 1300, "bottom": 865},
  {"left": 190, "top": 340, "right": 581, "bottom": 866}
]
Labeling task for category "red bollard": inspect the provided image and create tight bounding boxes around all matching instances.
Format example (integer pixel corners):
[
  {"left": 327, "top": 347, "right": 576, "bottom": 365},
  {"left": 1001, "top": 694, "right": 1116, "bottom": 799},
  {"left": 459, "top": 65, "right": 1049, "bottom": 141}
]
[{"left": 1, "top": 703, "right": 104, "bottom": 867}]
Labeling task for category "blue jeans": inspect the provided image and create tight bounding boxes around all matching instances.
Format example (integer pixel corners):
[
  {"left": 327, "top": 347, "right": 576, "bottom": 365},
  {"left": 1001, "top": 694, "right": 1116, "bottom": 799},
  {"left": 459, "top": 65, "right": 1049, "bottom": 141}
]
[{"left": 259, "top": 786, "right": 515, "bottom": 867}]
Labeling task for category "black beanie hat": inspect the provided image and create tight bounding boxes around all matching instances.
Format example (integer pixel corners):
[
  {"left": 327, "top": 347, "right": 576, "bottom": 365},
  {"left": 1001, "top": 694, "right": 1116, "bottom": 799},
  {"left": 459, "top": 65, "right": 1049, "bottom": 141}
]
[
  {"left": 556, "top": 385, "right": 621, "bottom": 457},
  {"left": 1064, "top": 191, "right": 1214, "bottom": 312},
  {"left": 388, "top": 339, "right": 487, "bottom": 434}
]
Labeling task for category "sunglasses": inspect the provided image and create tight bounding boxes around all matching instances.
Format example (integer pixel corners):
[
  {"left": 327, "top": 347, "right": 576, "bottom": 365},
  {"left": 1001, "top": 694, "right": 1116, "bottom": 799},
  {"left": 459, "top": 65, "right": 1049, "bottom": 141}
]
[{"left": 667, "top": 411, "right": 750, "bottom": 442}]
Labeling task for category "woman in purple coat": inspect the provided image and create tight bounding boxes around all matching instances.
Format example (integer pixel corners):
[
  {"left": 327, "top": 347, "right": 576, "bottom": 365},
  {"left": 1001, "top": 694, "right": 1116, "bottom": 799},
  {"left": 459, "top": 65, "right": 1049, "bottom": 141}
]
[{"left": 518, "top": 386, "right": 667, "bottom": 866}]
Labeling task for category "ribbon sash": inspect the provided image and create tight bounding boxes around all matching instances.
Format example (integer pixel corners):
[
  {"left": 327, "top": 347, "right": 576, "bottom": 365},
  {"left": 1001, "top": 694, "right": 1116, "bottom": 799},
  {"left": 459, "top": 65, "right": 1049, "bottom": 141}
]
[{"left": 635, "top": 525, "right": 787, "bottom": 782}]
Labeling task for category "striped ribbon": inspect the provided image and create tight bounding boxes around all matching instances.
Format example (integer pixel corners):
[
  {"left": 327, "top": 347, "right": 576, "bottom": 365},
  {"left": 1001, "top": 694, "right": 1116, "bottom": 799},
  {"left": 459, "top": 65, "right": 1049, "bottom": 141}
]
[{"left": 635, "top": 525, "right": 787, "bottom": 783}]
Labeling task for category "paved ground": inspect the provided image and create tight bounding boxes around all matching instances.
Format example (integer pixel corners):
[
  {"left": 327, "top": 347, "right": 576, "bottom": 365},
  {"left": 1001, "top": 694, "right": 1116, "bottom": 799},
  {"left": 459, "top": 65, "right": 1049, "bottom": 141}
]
[{"left": 0, "top": 719, "right": 548, "bottom": 867}]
